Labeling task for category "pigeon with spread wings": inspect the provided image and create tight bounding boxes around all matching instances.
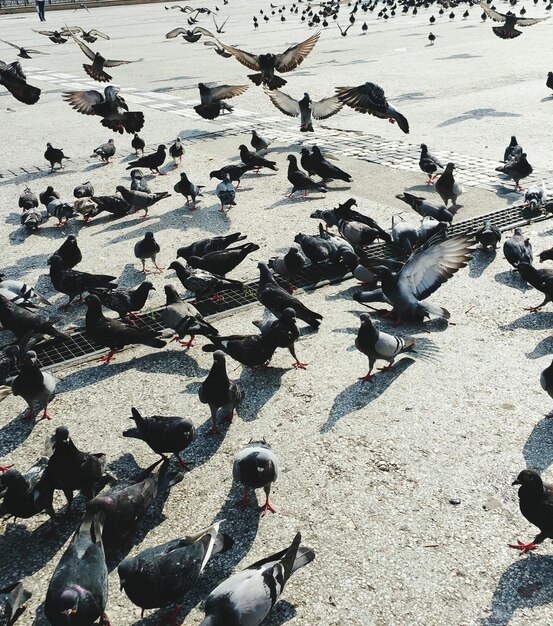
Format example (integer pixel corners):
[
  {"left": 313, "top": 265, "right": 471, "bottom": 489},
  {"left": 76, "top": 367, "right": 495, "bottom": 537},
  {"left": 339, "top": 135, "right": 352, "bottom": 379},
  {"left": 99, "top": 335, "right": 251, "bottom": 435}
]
[
  {"left": 264, "top": 88, "right": 342, "bottom": 132},
  {"left": 62, "top": 26, "right": 110, "bottom": 43},
  {"left": 217, "top": 31, "right": 320, "bottom": 89},
  {"left": 335, "top": 82, "right": 409, "bottom": 134},
  {"left": 0, "top": 38, "right": 48, "bottom": 59},
  {"left": 68, "top": 31, "right": 141, "bottom": 82},
  {"left": 63, "top": 86, "right": 144, "bottom": 134},
  {"left": 0, "top": 61, "right": 41, "bottom": 105},
  {"left": 479, "top": 0, "right": 547, "bottom": 38},
  {"left": 165, "top": 26, "right": 213, "bottom": 42},
  {"left": 32, "top": 29, "right": 69, "bottom": 44},
  {"left": 195, "top": 82, "right": 249, "bottom": 119}
]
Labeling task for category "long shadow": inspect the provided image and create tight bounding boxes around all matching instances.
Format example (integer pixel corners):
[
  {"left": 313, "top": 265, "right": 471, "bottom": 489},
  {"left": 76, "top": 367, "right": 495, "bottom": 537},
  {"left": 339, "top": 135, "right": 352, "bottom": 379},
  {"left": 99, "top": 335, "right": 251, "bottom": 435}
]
[
  {"left": 495, "top": 270, "right": 528, "bottom": 293},
  {"left": 523, "top": 419, "right": 553, "bottom": 474},
  {"left": 481, "top": 555, "right": 553, "bottom": 625},
  {"left": 237, "top": 366, "right": 287, "bottom": 422},
  {"left": 0, "top": 414, "right": 37, "bottom": 458},
  {"left": 0, "top": 253, "right": 51, "bottom": 280},
  {"left": 527, "top": 337, "right": 553, "bottom": 360},
  {"left": 322, "top": 358, "right": 414, "bottom": 432},
  {"left": 469, "top": 249, "right": 497, "bottom": 279},
  {"left": 499, "top": 311, "right": 553, "bottom": 332},
  {"left": 438, "top": 109, "right": 521, "bottom": 128}
]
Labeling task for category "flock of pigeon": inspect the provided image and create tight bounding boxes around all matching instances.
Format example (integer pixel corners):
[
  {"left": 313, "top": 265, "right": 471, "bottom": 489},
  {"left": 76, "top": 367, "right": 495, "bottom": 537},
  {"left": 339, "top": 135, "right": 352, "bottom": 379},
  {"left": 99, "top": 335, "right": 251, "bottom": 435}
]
[{"left": 2, "top": 0, "right": 553, "bottom": 623}]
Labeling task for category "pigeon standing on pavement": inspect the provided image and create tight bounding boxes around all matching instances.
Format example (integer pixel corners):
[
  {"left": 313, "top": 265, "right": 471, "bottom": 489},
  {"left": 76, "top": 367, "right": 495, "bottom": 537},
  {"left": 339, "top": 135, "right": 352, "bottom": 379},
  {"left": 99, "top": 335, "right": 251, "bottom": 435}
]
[
  {"left": 44, "top": 143, "right": 69, "bottom": 173},
  {"left": 516, "top": 263, "right": 553, "bottom": 311},
  {"left": 126, "top": 144, "right": 166, "bottom": 175},
  {"left": 124, "top": 407, "right": 195, "bottom": 468},
  {"left": 251, "top": 129, "right": 270, "bottom": 154},
  {"left": 434, "top": 163, "right": 463, "bottom": 207},
  {"left": 130, "top": 169, "right": 151, "bottom": 193},
  {"left": 94, "top": 281, "right": 156, "bottom": 320},
  {"left": 309, "top": 145, "right": 352, "bottom": 182},
  {"left": 131, "top": 133, "right": 145, "bottom": 156},
  {"left": 496, "top": 153, "right": 533, "bottom": 190},
  {"left": 134, "top": 232, "right": 162, "bottom": 274},
  {"left": 419, "top": 143, "right": 443, "bottom": 183},
  {"left": 0, "top": 457, "right": 55, "bottom": 519},
  {"left": 92, "top": 138, "right": 116, "bottom": 163},
  {"left": 11, "top": 350, "right": 57, "bottom": 421},
  {"left": 216, "top": 173, "right": 237, "bottom": 211},
  {"left": 547, "top": 72, "right": 553, "bottom": 93},
  {"left": 176, "top": 233, "right": 247, "bottom": 261},
  {"left": 169, "top": 137, "right": 184, "bottom": 165},
  {"left": 116, "top": 186, "right": 171, "bottom": 218},
  {"left": 168, "top": 261, "right": 243, "bottom": 301},
  {"left": 395, "top": 192, "right": 453, "bottom": 223},
  {"left": 0, "top": 294, "right": 69, "bottom": 341},
  {"left": 162, "top": 284, "right": 218, "bottom": 346},
  {"left": 286, "top": 155, "right": 327, "bottom": 197},
  {"left": 503, "top": 228, "right": 533, "bottom": 268},
  {"left": 503, "top": 135, "right": 523, "bottom": 162},
  {"left": 233, "top": 441, "right": 279, "bottom": 516},
  {"left": 253, "top": 307, "right": 306, "bottom": 369},
  {"left": 187, "top": 243, "right": 260, "bottom": 277},
  {"left": 475, "top": 220, "right": 501, "bottom": 250},
  {"left": 199, "top": 350, "right": 242, "bottom": 434},
  {"left": 209, "top": 164, "right": 256, "bottom": 188},
  {"left": 174, "top": 172, "right": 204, "bottom": 208},
  {"left": 239, "top": 144, "right": 279, "bottom": 172}
]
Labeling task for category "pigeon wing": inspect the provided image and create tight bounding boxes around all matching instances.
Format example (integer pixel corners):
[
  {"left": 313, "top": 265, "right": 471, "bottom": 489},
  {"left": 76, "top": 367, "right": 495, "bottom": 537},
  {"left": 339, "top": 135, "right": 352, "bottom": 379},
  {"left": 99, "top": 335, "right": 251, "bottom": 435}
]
[
  {"left": 89, "top": 29, "right": 110, "bottom": 39},
  {"left": 335, "top": 82, "right": 389, "bottom": 116},
  {"left": 209, "top": 84, "right": 249, "bottom": 100},
  {"left": 70, "top": 32, "right": 96, "bottom": 61},
  {"left": 311, "top": 95, "right": 344, "bottom": 119},
  {"left": 0, "top": 39, "right": 21, "bottom": 50},
  {"left": 216, "top": 40, "right": 261, "bottom": 70},
  {"left": 104, "top": 57, "right": 134, "bottom": 68},
  {"left": 63, "top": 89, "right": 104, "bottom": 114},
  {"left": 479, "top": 0, "right": 507, "bottom": 22},
  {"left": 165, "top": 27, "right": 187, "bottom": 38},
  {"left": 274, "top": 31, "right": 320, "bottom": 72},
  {"left": 517, "top": 16, "right": 547, "bottom": 26},
  {"left": 265, "top": 87, "right": 300, "bottom": 116}
]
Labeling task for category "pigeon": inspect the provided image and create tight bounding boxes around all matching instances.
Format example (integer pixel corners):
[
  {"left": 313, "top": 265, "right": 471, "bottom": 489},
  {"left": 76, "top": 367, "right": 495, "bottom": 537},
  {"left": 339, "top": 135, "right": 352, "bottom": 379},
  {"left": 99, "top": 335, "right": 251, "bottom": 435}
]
[
  {"left": 434, "top": 163, "right": 463, "bottom": 207},
  {"left": 309, "top": 145, "right": 352, "bottom": 182},
  {"left": 169, "top": 137, "right": 184, "bottom": 165},
  {"left": 11, "top": 350, "right": 57, "bottom": 421},
  {"left": 48, "top": 254, "right": 117, "bottom": 309},
  {"left": 0, "top": 344, "right": 21, "bottom": 387},
  {"left": 168, "top": 261, "right": 244, "bottom": 301},
  {"left": 419, "top": 143, "right": 443, "bottom": 183},
  {"left": 335, "top": 82, "right": 409, "bottom": 133},
  {"left": 51, "top": 235, "right": 82, "bottom": 271},
  {"left": 44, "top": 511, "right": 109, "bottom": 626},
  {"left": 0, "top": 294, "right": 70, "bottom": 341},
  {"left": 509, "top": 470, "right": 553, "bottom": 554},
  {"left": 257, "top": 261, "right": 323, "bottom": 327},
  {"left": 496, "top": 153, "right": 533, "bottom": 190},
  {"left": 44, "top": 143, "right": 69, "bottom": 173},
  {"left": 294, "top": 232, "right": 334, "bottom": 265},
  {"left": 94, "top": 281, "right": 155, "bottom": 319},
  {"left": 18, "top": 187, "right": 38, "bottom": 210},
  {"left": 0, "top": 457, "right": 55, "bottom": 519},
  {"left": 71, "top": 198, "right": 96, "bottom": 223},
  {"left": 134, "top": 232, "right": 162, "bottom": 274},
  {"left": 90, "top": 193, "right": 130, "bottom": 218},
  {"left": 475, "top": 220, "right": 501, "bottom": 250},
  {"left": 194, "top": 82, "right": 249, "bottom": 119},
  {"left": 116, "top": 186, "right": 171, "bottom": 218},
  {"left": 177, "top": 233, "right": 247, "bottom": 260},
  {"left": 392, "top": 216, "right": 432, "bottom": 255},
  {"left": 44, "top": 425, "right": 106, "bottom": 509},
  {"left": 126, "top": 144, "right": 167, "bottom": 175},
  {"left": 517, "top": 263, "right": 553, "bottom": 311},
  {"left": 64, "top": 26, "right": 110, "bottom": 43},
  {"left": 503, "top": 135, "right": 523, "bottom": 162},
  {"left": 541, "top": 359, "right": 553, "bottom": 417},
  {"left": 131, "top": 133, "right": 145, "bottom": 156},
  {"left": 174, "top": 172, "right": 204, "bottom": 208},
  {"left": 92, "top": 138, "right": 116, "bottom": 163},
  {"left": 239, "top": 144, "right": 278, "bottom": 172},
  {"left": 202, "top": 331, "right": 281, "bottom": 368},
  {"left": 124, "top": 407, "right": 195, "bottom": 468},
  {"left": 286, "top": 155, "right": 327, "bottom": 197},
  {"left": 524, "top": 181, "right": 548, "bottom": 212},
  {"left": 0, "top": 278, "right": 51, "bottom": 307},
  {"left": 0, "top": 60, "right": 40, "bottom": 105},
  {"left": 428, "top": 31, "right": 436, "bottom": 44},
  {"left": 130, "top": 169, "right": 151, "bottom": 193},
  {"left": 32, "top": 29, "right": 69, "bottom": 44},
  {"left": 0, "top": 38, "right": 48, "bottom": 59},
  {"left": 547, "top": 72, "right": 553, "bottom": 93},
  {"left": 540, "top": 247, "right": 553, "bottom": 263},
  {"left": 396, "top": 192, "right": 453, "bottom": 223},
  {"left": 85, "top": 459, "right": 169, "bottom": 545},
  {"left": 479, "top": 0, "right": 547, "bottom": 38},
  {"left": 264, "top": 88, "right": 343, "bottom": 131},
  {"left": 63, "top": 86, "right": 144, "bottom": 134},
  {"left": 199, "top": 350, "right": 242, "bottom": 433},
  {"left": 253, "top": 307, "right": 306, "bottom": 368},
  {"left": 187, "top": 243, "right": 260, "bottom": 276},
  {"left": 69, "top": 31, "right": 140, "bottom": 82},
  {"left": 251, "top": 129, "right": 270, "bottom": 154},
  {"left": 85, "top": 294, "right": 167, "bottom": 363},
  {"left": 355, "top": 233, "right": 475, "bottom": 321},
  {"left": 118, "top": 522, "right": 233, "bottom": 620},
  {"left": 300, "top": 148, "right": 318, "bottom": 177},
  {"left": 324, "top": 198, "right": 392, "bottom": 242},
  {"left": 216, "top": 31, "right": 320, "bottom": 89},
  {"left": 0, "top": 582, "right": 32, "bottom": 626},
  {"left": 20, "top": 208, "right": 43, "bottom": 232},
  {"left": 199, "top": 532, "right": 315, "bottom": 626},
  {"left": 46, "top": 198, "right": 78, "bottom": 226},
  {"left": 165, "top": 26, "right": 213, "bottom": 42},
  {"left": 162, "top": 284, "right": 218, "bottom": 346},
  {"left": 233, "top": 440, "right": 278, "bottom": 515},
  {"left": 39, "top": 186, "right": 60, "bottom": 207},
  {"left": 209, "top": 164, "right": 256, "bottom": 187},
  {"left": 355, "top": 313, "right": 415, "bottom": 381},
  {"left": 268, "top": 246, "right": 306, "bottom": 276},
  {"left": 337, "top": 219, "right": 379, "bottom": 246},
  {"left": 503, "top": 228, "right": 533, "bottom": 268},
  {"left": 73, "top": 181, "right": 94, "bottom": 198},
  {"left": 204, "top": 40, "right": 232, "bottom": 57}
]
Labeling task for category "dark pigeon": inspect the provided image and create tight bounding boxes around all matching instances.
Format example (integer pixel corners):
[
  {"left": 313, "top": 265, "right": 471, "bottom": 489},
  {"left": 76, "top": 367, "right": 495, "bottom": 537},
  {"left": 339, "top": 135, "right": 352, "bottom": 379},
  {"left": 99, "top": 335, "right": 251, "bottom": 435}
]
[
  {"left": 253, "top": 307, "right": 306, "bottom": 369},
  {"left": 503, "top": 228, "right": 533, "bottom": 268},
  {"left": 0, "top": 457, "right": 55, "bottom": 519},
  {"left": 94, "top": 281, "right": 155, "bottom": 319},
  {"left": 496, "top": 153, "right": 533, "bottom": 190},
  {"left": 11, "top": 350, "right": 57, "bottom": 421},
  {"left": 286, "top": 154, "right": 326, "bottom": 197},
  {"left": 239, "top": 144, "right": 278, "bottom": 172},
  {"left": 126, "top": 144, "right": 166, "bottom": 175},
  {"left": 174, "top": 172, "right": 204, "bottom": 208},
  {"left": 0, "top": 60, "right": 40, "bottom": 104},
  {"left": 187, "top": 243, "right": 260, "bottom": 277},
  {"left": 475, "top": 220, "right": 501, "bottom": 250},
  {"left": 44, "top": 143, "right": 69, "bottom": 173},
  {"left": 0, "top": 294, "right": 70, "bottom": 341},
  {"left": 168, "top": 261, "right": 244, "bottom": 301},
  {"left": 52, "top": 235, "right": 82, "bottom": 270},
  {"left": 177, "top": 233, "right": 247, "bottom": 260},
  {"left": 134, "top": 232, "right": 162, "bottom": 273},
  {"left": 209, "top": 164, "right": 256, "bottom": 187}
]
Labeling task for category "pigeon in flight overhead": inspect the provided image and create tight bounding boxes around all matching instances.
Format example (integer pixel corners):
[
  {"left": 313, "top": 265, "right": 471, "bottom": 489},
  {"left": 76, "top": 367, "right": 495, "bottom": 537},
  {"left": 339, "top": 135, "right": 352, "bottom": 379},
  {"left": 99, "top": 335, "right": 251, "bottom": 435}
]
[
  {"left": 503, "top": 228, "right": 533, "bottom": 268},
  {"left": 0, "top": 38, "right": 48, "bottom": 59},
  {"left": 509, "top": 470, "right": 553, "bottom": 554},
  {"left": 233, "top": 440, "right": 279, "bottom": 515},
  {"left": 118, "top": 522, "right": 232, "bottom": 620},
  {"left": 479, "top": 0, "right": 547, "bottom": 38},
  {"left": 0, "top": 60, "right": 40, "bottom": 104},
  {"left": 68, "top": 31, "right": 141, "bottom": 82},
  {"left": 335, "top": 82, "right": 409, "bottom": 133},
  {"left": 0, "top": 582, "right": 32, "bottom": 625},
  {"left": 165, "top": 26, "right": 213, "bottom": 42},
  {"left": 194, "top": 82, "right": 249, "bottom": 119},
  {"left": 11, "top": 350, "right": 57, "bottom": 421},
  {"left": 264, "top": 88, "right": 343, "bottom": 131},
  {"left": 203, "top": 40, "right": 232, "bottom": 57},
  {"left": 63, "top": 26, "right": 110, "bottom": 43},
  {"left": 199, "top": 532, "right": 315, "bottom": 626},
  {"left": 32, "top": 29, "right": 69, "bottom": 44},
  {"left": 216, "top": 31, "right": 320, "bottom": 89},
  {"left": 63, "top": 86, "right": 144, "bottom": 134}
]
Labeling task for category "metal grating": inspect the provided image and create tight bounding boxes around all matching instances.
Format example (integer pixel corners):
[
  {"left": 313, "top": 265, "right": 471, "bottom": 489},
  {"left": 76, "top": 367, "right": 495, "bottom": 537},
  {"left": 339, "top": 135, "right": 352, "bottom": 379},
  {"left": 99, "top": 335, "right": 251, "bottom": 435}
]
[{"left": 5, "top": 200, "right": 551, "bottom": 377}]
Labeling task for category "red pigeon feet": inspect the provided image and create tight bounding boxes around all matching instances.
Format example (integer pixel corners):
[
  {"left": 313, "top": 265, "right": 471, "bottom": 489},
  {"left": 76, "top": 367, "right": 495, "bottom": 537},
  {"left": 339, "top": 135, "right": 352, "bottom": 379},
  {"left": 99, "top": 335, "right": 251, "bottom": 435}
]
[
  {"left": 0, "top": 465, "right": 14, "bottom": 472},
  {"left": 261, "top": 498, "right": 276, "bottom": 517},
  {"left": 38, "top": 408, "right": 52, "bottom": 421},
  {"left": 208, "top": 424, "right": 220, "bottom": 436},
  {"left": 293, "top": 360, "right": 307, "bottom": 369},
  {"left": 359, "top": 371, "right": 374, "bottom": 382},
  {"left": 509, "top": 539, "right": 538, "bottom": 555},
  {"left": 377, "top": 364, "right": 394, "bottom": 372}
]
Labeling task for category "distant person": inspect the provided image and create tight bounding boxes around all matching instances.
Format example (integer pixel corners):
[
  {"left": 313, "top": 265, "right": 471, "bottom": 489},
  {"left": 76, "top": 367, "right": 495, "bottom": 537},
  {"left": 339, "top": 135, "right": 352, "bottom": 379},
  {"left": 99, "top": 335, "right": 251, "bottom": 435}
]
[{"left": 36, "top": 0, "right": 46, "bottom": 21}]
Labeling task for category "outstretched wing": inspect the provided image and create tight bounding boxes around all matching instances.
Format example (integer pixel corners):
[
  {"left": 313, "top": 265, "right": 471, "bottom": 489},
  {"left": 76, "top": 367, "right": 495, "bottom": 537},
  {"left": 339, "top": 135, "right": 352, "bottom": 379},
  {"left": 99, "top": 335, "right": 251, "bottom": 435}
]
[
  {"left": 274, "top": 31, "right": 320, "bottom": 72},
  {"left": 69, "top": 31, "right": 96, "bottom": 60},
  {"left": 193, "top": 27, "right": 215, "bottom": 37},
  {"left": 61, "top": 26, "right": 83, "bottom": 35},
  {"left": 0, "top": 38, "right": 21, "bottom": 50},
  {"left": 264, "top": 87, "right": 300, "bottom": 116},
  {"left": 88, "top": 29, "right": 110, "bottom": 39},
  {"left": 518, "top": 16, "right": 547, "bottom": 26},
  {"left": 335, "top": 82, "right": 389, "bottom": 116},
  {"left": 398, "top": 233, "right": 475, "bottom": 301},
  {"left": 216, "top": 39, "right": 261, "bottom": 70},
  {"left": 210, "top": 83, "right": 249, "bottom": 100},
  {"left": 63, "top": 89, "right": 103, "bottom": 114},
  {"left": 479, "top": 0, "right": 507, "bottom": 22},
  {"left": 165, "top": 27, "right": 187, "bottom": 38},
  {"left": 104, "top": 57, "right": 137, "bottom": 68},
  {"left": 311, "top": 95, "right": 343, "bottom": 119}
]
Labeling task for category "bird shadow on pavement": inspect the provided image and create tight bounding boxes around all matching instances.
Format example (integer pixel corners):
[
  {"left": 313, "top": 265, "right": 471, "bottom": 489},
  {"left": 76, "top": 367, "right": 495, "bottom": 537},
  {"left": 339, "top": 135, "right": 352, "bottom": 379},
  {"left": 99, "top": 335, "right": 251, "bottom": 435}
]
[
  {"left": 394, "top": 91, "right": 431, "bottom": 102},
  {"left": 185, "top": 414, "right": 231, "bottom": 470},
  {"left": 481, "top": 554, "right": 553, "bottom": 626},
  {"left": 527, "top": 336, "right": 553, "bottom": 359},
  {"left": 321, "top": 357, "right": 414, "bottom": 432},
  {"left": 499, "top": 311, "right": 553, "bottom": 332},
  {"left": 237, "top": 366, "right": 288, "bottom": 422},
  {"left": 523, "top": 418, "right": 553, "bottom": 474},
  {"left": 404, "top": 183, "right": 437, "bottom": 193},
  {"left": 436, "top": 53, "right": 482, "bottom": 59},
  {"left": 437, "top": 109, "right": 521, "bottom": 127},
  {"left": 469, "top": 249, "right": 497, "bottom": 279},
  {"left": 0, "top": 253, "right": 51, "bottom": 279},
  {"left": 0, "top": 414, "right": 36, "bottom": 458},
  {"left": 270, "top": 195, "right": 326, "bottom": 209},
  {"left": 494, "top": 270, "right": 528, "bottom": 293}
]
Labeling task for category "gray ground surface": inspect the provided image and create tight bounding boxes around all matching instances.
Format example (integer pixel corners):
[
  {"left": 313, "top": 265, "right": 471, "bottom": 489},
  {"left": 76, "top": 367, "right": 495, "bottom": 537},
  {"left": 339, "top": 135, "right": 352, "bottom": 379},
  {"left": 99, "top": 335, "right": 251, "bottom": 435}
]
[{"left": 1, "top": 1, "right": 553, "bottom": 625}]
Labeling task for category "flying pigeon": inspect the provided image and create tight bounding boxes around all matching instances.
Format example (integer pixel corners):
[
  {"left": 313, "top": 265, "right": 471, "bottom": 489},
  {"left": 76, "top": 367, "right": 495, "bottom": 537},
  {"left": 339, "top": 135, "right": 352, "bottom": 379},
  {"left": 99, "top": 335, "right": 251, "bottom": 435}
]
[
  {"left": 0, "top": 38, "right": 48, "bottom": 58},
  {"left": 195, "top": 82, "right": 249, "bottom": 119},
  {"left": 479, "top": 0, "right": 547, "bottom": 38},
  {"left": 0, "top": 60, "right": 40, "bottom": 104},
  {"left": 264, "top": 88, "right": 343, "bottom": 131}
]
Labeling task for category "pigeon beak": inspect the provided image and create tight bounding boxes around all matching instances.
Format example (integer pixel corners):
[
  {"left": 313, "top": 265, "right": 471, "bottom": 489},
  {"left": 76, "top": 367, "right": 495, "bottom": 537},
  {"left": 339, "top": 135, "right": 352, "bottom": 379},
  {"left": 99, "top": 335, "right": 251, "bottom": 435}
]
[{"left": 511, "top": 479, "right": 521, "bottom": 486}]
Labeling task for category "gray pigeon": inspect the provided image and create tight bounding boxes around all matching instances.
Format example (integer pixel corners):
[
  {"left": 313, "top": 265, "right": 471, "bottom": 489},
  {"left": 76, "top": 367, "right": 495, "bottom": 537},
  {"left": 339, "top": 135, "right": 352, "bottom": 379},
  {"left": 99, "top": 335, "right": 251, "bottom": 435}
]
[
  {"left": 11, "top": 350, "right": 57, "bottom": 421},
  {"left": 174, "top": 172, "right": 204, "bottom": 209},
  {"left": 162, "top": 284, "right": 218, "bottom": 346},
  {"left": 396, "top": 192, "right": 453, "bottom": 223},
  {"left": 264, "top": 88, "right": 343, "bottom": 131},
  {"left": 92, "top": 138, "right": 116, "bottom": 163},
  {"left": 130, "top": 169, "right": 151, "bottom": 193},
  {"left": 233, "top": 440, "right": 279, "bottom": 516},
  {"left": 503, "top": 228, "right": 532, "bottom": 268},
  {"left": 215, "top": 174, "right": 236, "bottom": 212},
  {"left": 391, "top": 215, "right": 418, "bottom": 255},
  {"left": 116, "top": 186, "right": 170, "bottom": 218},
  {"left": 134, "top": 232, "right": 162, "bottom": 274},
  {"left": 251, "top": 129, "right": 270, "bottom": 154},
  {"left": 434, "top": 163, "right": 463, "bottom": 207},
  {"left": 199, "top": 532, "right": 315, "bottom": 626},
  {"left": 268, "top": 246, "right": 306, "bottom": 276}
]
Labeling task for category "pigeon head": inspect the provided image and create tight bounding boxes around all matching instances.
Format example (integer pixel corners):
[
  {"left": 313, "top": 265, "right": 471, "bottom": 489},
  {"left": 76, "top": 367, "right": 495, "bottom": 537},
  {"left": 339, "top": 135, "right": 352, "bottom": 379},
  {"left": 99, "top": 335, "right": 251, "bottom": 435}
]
[
  {"left": 213, "top": 350, "right": 226, "bottom": 362},
  {"left": 509, "top": 136, "right": 518, "bottom": 145},
  {"left": 359, "top": 312, "right": 374, "bottom": 326},
  {"left": 46, "top": 142, "right": 52, "bottom": 148},
  {"left": 512, "top": 469, "right": 543, "bottom": 492},
  {"left": 140, "top": 281, "right": 155, "bottom": 292},
  {"left": 300, "top": 148, "right": 310, "bottom": 156},
  {"left": 66, "top": 235, "right": 77, "bottom": 243},
  {"left": 47, "top": 254, "right": 64, "bottom": 267},
  {"left": 158, "top": 144, "right": 167, "bottom": 151},
  {"left": 59, "top": 588, "right": 81, "bottom": 618},
  {"left": 24, "top": 350, "right": 38, "bottom": 364},
  {"left": 281, "top": 308, "right": 297, "bottom": 321},
  {"left": 55, "top": 426, "right": 70, "bottom": 444},
  {"left": 420, "top": 143, "right": 428, "bottom": 151},
  {"left": 130, "top": 169, "right": 143, "bottom": 179},
  {"left": 287, "top": 154, "right": 298, "bottom": 165},
  {"left": 108, "top": 138, "right": 114, "bottom": 145},
  {"left": 238, "top": 144, "right": 248, "bottom": 152},
  {"left": 0, "top": 468, "right": 25, "bottom": 489},
  {"left": 118, "top": 557, "right": 139, "bottom": 590},
  {"left": 513, "top": 227, "right": 524, "bottom": 237},
  {"left": 164, "top": 284, "right": 181, "bottom": 305},
  {"left": 312, "top": 145, "right": 322, "bottom": 156},
  {"left": 85, "top": 294, "right": 103, "bottom": 313},
  {"left": 445, "top": 162, "right": 455, "bottom": 171},
  {"left": 144, "top": 232, "right": 155, "bottom": 240}
]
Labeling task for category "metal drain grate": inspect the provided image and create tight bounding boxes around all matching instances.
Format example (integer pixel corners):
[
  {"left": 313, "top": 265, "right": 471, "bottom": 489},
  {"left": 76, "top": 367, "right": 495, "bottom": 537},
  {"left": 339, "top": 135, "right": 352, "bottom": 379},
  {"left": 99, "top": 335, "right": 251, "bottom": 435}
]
[{"left": 6, "top": 201, "right": 551, "bottom": 376}]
